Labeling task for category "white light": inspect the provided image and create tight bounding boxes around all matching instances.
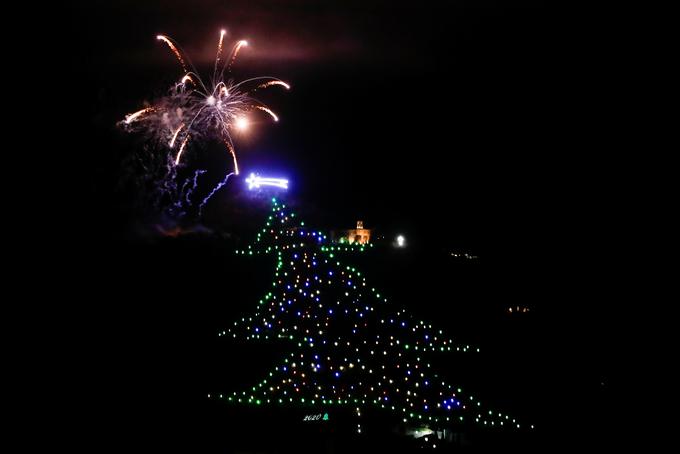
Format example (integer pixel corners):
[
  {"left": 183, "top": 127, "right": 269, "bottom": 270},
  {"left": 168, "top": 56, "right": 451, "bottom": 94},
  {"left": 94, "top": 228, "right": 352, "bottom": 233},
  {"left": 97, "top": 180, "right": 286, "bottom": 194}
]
[
  {"left": 206, "top": 95, "right": 216, "bottom": 106},
  {"left": 235, "top": 116, "right": 249, "bottom": 130},
  {"left": 396, "top": 235, "right": 405, "bottom": 247},
  {"left": 246, "top": 173, "right": 289, "bottom": 190}
]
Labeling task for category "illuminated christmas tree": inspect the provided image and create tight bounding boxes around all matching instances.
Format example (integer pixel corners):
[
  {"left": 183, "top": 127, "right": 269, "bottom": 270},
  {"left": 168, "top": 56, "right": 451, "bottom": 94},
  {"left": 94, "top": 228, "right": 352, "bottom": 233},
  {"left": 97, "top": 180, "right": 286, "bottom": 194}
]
[{"left": 211, "top": 198, "right": 532, "bottom": 440}]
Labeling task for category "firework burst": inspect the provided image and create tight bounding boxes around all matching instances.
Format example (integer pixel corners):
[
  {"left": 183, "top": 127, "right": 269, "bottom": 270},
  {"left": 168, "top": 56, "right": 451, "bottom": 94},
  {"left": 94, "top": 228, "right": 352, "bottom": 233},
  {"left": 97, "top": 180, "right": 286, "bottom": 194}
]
[{"left": 120, "top": 29, "right": 289, "bottom": 217}]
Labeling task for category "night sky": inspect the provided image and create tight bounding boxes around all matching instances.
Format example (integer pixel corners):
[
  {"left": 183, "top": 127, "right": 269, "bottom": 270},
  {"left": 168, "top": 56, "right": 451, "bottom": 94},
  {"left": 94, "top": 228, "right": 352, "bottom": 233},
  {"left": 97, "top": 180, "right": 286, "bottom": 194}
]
[
  {"left": 37, "top": 1, "right": 625, "bottom": 451},
  {"left": 59, "top": 0, "right": 583, "bottom": 252}
]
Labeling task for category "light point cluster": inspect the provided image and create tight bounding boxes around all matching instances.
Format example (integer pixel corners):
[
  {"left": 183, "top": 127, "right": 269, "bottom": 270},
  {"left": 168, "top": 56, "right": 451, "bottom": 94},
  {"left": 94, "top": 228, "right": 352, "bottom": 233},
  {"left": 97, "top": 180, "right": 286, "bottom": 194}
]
[{"left": 214, "top": 199, "right": 531, "bottom": 435}]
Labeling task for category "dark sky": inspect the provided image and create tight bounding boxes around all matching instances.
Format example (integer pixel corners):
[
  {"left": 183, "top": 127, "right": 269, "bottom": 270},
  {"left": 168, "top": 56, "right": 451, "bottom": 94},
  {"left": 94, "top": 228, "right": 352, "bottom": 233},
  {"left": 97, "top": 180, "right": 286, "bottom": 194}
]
[
  {"left": 32, "top": 4, "right": 626, "bottom": 449},
  {"left": 56, "top": 0, "right": 596, "bottom": 258},
  {"left": 48, "top": 2, "right": 625, "bottom": 340},
  {"left": 51, "top": 2, "right": 627, "bottom": 335}
]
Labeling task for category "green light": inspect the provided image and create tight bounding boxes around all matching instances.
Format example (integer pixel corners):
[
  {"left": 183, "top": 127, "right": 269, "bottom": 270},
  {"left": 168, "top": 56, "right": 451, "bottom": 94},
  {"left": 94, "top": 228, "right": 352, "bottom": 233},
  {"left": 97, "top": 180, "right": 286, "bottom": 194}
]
[{"left": 323, "top": 413, "right": 329, "bottom": 421}]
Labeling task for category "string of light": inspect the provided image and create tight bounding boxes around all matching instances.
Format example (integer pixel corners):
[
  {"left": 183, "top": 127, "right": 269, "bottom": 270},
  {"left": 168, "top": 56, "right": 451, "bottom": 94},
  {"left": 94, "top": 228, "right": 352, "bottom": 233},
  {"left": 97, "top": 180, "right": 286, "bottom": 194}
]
[{"left": 211, "top": 198, "right": 532, "bottom": 436}]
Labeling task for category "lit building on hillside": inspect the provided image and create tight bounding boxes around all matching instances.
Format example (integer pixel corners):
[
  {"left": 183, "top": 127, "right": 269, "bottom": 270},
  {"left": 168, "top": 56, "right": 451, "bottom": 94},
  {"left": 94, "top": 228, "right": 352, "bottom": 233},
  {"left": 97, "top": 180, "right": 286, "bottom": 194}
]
[{"left": 331, "top": 220, "right": 372, "bottom": 244}]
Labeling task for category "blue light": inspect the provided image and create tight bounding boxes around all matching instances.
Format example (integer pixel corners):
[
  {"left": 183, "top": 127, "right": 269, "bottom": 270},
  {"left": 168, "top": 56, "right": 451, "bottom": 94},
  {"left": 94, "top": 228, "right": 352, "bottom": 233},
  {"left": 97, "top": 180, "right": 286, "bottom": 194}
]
[{"left": 247, "top": 173, "right": 288, "bottom": 190}]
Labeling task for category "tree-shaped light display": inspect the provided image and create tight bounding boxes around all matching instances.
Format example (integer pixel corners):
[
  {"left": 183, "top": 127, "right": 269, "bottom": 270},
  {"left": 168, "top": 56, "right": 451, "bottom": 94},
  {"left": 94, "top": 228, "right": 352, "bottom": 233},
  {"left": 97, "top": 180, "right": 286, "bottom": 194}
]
[{"left": 210, "top": 198, "right": 532, "bottom": 439}]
